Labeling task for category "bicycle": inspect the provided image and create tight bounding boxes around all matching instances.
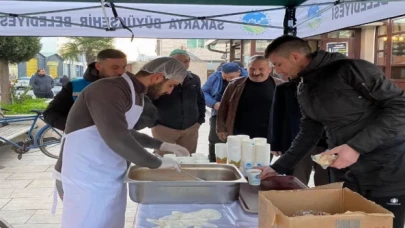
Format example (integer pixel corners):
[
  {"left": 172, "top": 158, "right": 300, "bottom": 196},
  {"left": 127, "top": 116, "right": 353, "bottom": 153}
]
[{"left": 0, "top": 108, "right": 62, "bottom": 160}]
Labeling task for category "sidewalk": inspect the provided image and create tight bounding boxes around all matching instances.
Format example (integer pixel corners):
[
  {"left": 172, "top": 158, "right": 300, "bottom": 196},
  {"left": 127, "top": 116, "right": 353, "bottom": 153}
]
[{"left": 0, "top": 114, "right": 211, "bottom": 228}]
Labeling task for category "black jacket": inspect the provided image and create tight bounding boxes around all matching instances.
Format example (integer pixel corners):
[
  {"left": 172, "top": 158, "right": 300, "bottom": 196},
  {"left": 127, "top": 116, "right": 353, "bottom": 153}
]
[
  {"left": 153, "top": 72, "right": 205, "bottom": 130},
  {"left": 272, "top": 51, "right": 405, "bottom": 197},
  {"left": 43, "top": 63, "right": 157, "bottom": 131},
  {"left": 270, "top": 81, "right": 327, "bottom": 153}
]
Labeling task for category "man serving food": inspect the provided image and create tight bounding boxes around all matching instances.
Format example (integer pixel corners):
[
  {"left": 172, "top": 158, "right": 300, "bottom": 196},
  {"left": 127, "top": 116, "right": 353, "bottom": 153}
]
[{"left": 60, "top": 57, "right": 190, "bottom": 228}]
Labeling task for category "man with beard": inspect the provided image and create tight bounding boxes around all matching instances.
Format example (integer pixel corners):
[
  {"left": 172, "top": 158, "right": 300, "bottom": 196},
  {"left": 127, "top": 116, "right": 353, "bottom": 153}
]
[
  {"left": 258, "top": 35, "right": 405, "bottom": 228},
  {"left": 47, "top": 49, "right": 160, "bottom": 202},
  {"left": 44, "top": 49, "right": 127, "bottom": 130},
  {"left": 217, "top": 55, "right": 283, "bottom": 141},
  {"left": 29, "top": 68, "right": 55, "bottom": 98},
  {"left": 60, "top": 57, "right": 190, "bottom": 228},
  {"left": 151, "top": 49, "right": 205, "bottom": 156}
]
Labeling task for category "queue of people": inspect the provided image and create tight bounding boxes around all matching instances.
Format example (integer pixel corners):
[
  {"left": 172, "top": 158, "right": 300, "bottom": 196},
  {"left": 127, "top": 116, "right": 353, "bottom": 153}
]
[{"left": 42, "top": 34, "right": 405, "bottom": 228}]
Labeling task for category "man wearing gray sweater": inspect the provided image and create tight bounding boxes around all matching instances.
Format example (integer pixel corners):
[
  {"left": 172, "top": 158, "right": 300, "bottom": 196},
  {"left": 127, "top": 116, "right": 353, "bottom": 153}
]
[{"left": 29, "top": 69, "right": 54, "bottom": 98}]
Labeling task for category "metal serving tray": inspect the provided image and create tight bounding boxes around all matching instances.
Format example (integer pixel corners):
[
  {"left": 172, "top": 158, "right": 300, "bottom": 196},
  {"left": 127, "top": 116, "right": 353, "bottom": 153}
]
[{"left": 124, "top": 163, "right": 247, "bottom": 204}]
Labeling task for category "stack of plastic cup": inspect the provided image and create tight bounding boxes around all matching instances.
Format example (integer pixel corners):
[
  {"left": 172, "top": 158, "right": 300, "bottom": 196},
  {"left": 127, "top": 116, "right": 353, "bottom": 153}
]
[
  {"left": 227, "top": 135, "right": 242, "bottom": 168},
  {"left": 254, "top": 143, "right": 271, "bottom": 167},
  {"left": 215, "top": 143, "right": 227, "bottom": 164},
  {"left": 253, "top": 137, "right": 267, "bottom": 145},
  {"left": 237, "top": 135, "right": 250, "bottom": 141},
  {"left": 241, "top": 139, "right": 255, "bottom": 171}
]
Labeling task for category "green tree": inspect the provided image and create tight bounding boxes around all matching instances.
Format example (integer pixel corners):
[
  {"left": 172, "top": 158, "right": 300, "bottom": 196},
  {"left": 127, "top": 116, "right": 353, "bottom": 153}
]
[
  {"left": 0, "top": 37, "right": 42, "bottom": 104},
  {"left": 59, "top": 37, "right": 114, "bottom": 65}
]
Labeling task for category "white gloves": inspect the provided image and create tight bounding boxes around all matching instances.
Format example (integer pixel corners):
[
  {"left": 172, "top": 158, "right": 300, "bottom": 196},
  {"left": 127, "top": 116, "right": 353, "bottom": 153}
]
[
  {"left": 158, "top": 157, "right": 181, "bottom": 172},
  {"left": 159, "top": 142, "right": 190, "bottom": 157}
]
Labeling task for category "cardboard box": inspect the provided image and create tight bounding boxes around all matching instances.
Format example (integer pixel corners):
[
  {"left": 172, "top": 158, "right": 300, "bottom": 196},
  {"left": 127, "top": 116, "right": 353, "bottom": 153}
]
[{"left": 258, "top": 183, "right": 394, "bottom": 228}]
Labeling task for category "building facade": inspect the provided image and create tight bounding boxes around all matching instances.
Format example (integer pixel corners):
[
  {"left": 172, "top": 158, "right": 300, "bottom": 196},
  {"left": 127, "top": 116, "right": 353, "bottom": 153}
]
[{"left": 208, "top": 17, "right": 405, "bottom": 90}]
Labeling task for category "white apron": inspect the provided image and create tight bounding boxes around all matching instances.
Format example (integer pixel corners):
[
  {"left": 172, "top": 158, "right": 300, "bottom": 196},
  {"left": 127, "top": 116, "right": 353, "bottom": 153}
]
[{"left": 61, "top": 74, "right": 143, "bottom": 228}]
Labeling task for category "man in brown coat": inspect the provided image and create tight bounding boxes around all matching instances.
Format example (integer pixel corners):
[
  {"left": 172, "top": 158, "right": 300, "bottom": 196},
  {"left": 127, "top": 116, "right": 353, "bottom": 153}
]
[{"left": 217, "top": 55, "right": 284, "bottom": 141}]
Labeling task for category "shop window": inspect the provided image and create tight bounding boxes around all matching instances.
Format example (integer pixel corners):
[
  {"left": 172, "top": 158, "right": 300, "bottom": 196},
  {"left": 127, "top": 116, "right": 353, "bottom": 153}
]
[
  {"left": 391, "top": 17, "right": 405, "bottom": 80},
  {"left": 255, "top": 40, "right": 271, "bottom": 53},
  {"left": 376, "top": 52, "right": 386, "bottom": 65},
  {"left": 187, "top": 39, "right": 205, "bottom": 48},
  {"left": 378, "top": 25, "right": 387, "bottom": 35},
  {"left": 392, "top": 35, "right": 405, "bottom": 65},
  {"left": 393, "top": 17, "right": 405, "bottom": 33},
  {"left": 327, "top": 30, "right": 354, "bottom": 38},
  {"left": 377, "top": 37, "right": 388, "bottom": 50}
]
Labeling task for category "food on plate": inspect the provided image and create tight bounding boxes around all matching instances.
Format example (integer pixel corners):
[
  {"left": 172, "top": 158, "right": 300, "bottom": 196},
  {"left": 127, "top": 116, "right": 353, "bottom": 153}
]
[
  {"left": 292, "top": 210, "right": 331, "bottom": 217},
  {"left": 311, "top": 154, "right": 338, "bottom": 169}
]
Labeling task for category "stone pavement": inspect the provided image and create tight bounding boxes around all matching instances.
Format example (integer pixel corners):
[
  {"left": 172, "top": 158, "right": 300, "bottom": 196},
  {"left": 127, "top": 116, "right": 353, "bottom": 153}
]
[{"left": 0, "top": 113, "right": 211, "bottom": 228}]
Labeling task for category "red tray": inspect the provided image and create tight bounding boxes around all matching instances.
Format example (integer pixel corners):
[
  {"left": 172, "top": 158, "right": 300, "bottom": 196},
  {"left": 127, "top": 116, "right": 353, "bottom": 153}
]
[{"left": 239, "top": 175, "right": 308, "bottom": 214}]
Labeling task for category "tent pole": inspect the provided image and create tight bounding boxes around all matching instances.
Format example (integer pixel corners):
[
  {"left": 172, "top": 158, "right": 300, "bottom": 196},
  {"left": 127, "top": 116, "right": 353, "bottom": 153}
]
[{"left": 283, "top": 6, "right": 297, "bottom": 36}]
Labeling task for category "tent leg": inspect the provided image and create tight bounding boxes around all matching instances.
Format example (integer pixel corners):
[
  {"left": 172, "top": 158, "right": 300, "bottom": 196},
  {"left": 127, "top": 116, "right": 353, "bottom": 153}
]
[{"left": 283, "top": 6, "right": 297, "bottom": 36}]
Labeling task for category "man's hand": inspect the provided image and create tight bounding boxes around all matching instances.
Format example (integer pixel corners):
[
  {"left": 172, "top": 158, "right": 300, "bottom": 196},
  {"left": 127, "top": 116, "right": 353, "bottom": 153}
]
[
  {"left": 271, "top": 151, "right": 282, "bottom": 157},
  {"left": 213, "top": 102, "right": 221, "bottom": 110},
  {"left": 254, "top": 166, "right": 278, "bottom": 179},
  {"left": 160, "top": 142, "right": 190, "bottom": 157},
  {"left": 323, "top": 144, "right": 360, "bottom": 169},
  {"left": 217, "top": 132, "right": 227, "bottom": 142}
]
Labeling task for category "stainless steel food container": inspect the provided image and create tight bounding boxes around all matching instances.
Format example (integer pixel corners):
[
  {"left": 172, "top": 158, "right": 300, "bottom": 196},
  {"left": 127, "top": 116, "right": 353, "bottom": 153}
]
[{"left": 124, "top": 163, "right": 247, "bottom": 204}]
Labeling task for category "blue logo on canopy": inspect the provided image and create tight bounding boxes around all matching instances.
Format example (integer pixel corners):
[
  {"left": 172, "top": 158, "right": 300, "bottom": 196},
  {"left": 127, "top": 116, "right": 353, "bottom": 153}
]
[
  {"left": 241, "top": 12, "right": 270, "bottom": 35},
  {"left": 307, "top": 5, "right": 322, "bottom": 29}
]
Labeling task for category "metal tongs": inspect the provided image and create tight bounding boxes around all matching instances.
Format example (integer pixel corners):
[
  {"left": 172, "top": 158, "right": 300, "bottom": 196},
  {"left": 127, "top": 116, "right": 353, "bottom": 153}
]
[{"left": 155, "top": 153, "right": 204, "bottom": 181}]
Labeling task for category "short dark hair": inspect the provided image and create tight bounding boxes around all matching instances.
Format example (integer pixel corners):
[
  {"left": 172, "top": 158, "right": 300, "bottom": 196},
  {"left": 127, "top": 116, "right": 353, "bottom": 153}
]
[
  {"left": 97, "top": 49, "right": 126, "bottom": 61},
  {"left": 264, "top": 35, "right": 311, "bottom": 58}
]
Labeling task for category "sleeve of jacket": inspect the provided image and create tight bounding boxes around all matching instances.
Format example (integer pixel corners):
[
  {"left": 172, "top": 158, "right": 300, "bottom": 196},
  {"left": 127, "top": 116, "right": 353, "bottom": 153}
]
[
  {"left": 271, "top": 109, "right": 324, "bottom": 174},
  {"left": 195, "top": 76, "right": 206, "bottom": 124},
  {"left": 29, "top": 76, "right": 39, "bottom": 91},
  {"left": 201, "top": 74, "right": 217, "bottom": 108},
  {"left": 216, "top": 83, "right": 233, "bottom": 134},
  {"left": 269, "top": 85, "right": 285, "bottom": 152},
  {"left": 130, "top": 130, "right": 163, "bottom": 149},
  {"left": 43, "top": 82, "right": 74, "bottom": 131},
  {"left": 343, "top": 60, "right": 405, "bottom": 154}
]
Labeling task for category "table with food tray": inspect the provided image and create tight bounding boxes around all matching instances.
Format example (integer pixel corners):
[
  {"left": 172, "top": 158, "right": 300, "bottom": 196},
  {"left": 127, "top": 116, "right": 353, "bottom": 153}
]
[{"left": 125, "top": 163, "right": 308, "bottom": 228}]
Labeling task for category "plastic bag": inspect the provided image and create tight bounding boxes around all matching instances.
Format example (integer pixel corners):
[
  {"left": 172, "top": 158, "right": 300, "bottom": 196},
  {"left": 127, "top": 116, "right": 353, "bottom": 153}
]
[
  {"left": 292, "top": 210, "right": 331, "bottom": 217},
  {"left": 311, "top": 154, "right": 338, "bottom": 169}
]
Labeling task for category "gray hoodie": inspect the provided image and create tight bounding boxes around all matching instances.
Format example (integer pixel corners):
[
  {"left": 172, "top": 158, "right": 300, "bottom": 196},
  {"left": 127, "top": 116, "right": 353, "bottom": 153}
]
[{"left": 30, "top": 74, "right": 54, "bottom": 93}]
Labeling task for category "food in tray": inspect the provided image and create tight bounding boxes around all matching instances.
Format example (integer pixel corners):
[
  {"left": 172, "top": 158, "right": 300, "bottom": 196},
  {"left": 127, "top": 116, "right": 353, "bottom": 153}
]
[
  {"left": 292, "top": 210, "right": 331, "bottom": 217},
  {"left": 229, "top": 160, "right": 241, "bottom": 168},
  {"left": 311, "top": 153, "right": 338, "bottom": 169},
  {"left": 147, "top": 209, "right": 221, "bottom": 228}
]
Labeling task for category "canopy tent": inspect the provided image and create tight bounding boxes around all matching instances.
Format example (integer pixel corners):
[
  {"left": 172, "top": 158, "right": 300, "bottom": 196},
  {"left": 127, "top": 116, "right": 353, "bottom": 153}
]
[{"left": 0, "top": 0, "right": 404, "bottom": 39}]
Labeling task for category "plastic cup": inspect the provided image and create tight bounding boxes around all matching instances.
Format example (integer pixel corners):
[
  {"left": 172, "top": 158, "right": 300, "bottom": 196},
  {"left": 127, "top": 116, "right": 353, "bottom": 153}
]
[
  {"left": 246, "top": 169, "right": 262, "bottom": 186},
  {"left": 192, "top": 153, "right": 206, "bottom": 158},
  {"left": 163, "top": 153, "right": 176, "bottom": 158},
  {"left": 253, "top": 137, "right": 267, "bottom": 145}
]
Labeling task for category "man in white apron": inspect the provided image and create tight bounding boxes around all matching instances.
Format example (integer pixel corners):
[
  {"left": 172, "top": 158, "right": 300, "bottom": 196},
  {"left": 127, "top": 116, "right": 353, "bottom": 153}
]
[{"left": 61, "top": 57, "right": 189, "bottom": 228}]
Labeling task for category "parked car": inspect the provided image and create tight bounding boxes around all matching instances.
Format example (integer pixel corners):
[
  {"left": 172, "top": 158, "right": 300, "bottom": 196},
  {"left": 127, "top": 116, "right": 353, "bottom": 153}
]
[
  {"left": 53, "top": 76, "right": 62, "bottom": 86},
  {"left": 15, "top": 77, "right": 31, "bottom": 90}
]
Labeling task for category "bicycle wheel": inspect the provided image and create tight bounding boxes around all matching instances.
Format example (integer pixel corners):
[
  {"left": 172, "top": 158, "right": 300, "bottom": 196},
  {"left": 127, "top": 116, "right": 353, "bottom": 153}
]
[{"left": 38, "top": 125, "right": 63, "bottom": 159}]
